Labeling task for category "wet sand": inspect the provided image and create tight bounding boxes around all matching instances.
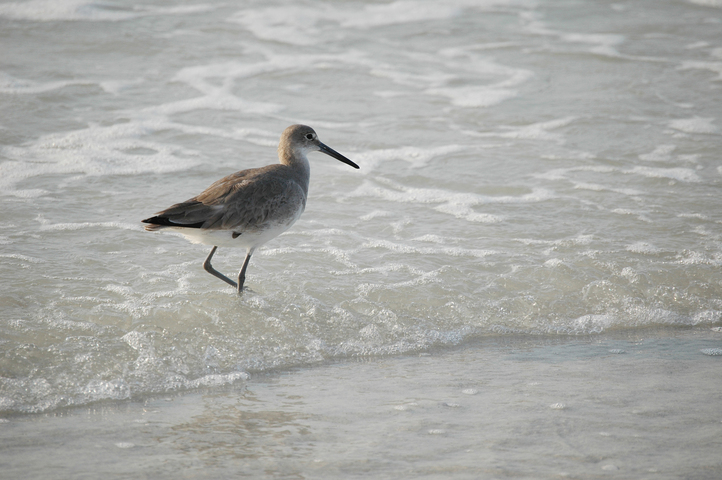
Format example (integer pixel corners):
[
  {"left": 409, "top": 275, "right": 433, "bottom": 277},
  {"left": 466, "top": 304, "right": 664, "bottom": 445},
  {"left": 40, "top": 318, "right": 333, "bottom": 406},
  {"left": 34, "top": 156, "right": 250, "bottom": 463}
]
[{"left": 1, "top": 327, "right": 721, "bottom": 479}]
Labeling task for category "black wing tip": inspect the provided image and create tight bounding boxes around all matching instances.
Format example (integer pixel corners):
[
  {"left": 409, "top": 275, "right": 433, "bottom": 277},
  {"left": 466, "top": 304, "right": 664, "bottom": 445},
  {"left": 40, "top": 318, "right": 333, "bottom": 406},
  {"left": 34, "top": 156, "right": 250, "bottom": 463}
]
[{"left": 142, "top": 216, "right": 204, "bottom": 229}]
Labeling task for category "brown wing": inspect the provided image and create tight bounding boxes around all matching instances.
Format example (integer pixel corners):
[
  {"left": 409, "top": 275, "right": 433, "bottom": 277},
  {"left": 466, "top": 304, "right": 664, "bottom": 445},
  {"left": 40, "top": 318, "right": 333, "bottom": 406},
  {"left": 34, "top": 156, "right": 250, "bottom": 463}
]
[{"left": 144, "top": 164, "right": 306, "bottom": 231}]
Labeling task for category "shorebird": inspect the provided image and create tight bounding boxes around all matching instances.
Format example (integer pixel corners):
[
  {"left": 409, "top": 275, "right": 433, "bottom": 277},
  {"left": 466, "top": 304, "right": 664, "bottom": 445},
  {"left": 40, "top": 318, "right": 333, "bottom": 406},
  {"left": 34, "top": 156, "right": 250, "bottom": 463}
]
[{"left": 142, "top": 124, "right": 359, "bottom": 293}]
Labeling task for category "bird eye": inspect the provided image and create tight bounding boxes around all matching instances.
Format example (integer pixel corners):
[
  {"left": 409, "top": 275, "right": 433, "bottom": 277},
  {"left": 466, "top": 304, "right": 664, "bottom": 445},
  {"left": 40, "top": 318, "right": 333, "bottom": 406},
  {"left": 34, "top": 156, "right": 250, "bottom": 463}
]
[{"left": 305, "top": 133, "right": 314, "bottom": 140}]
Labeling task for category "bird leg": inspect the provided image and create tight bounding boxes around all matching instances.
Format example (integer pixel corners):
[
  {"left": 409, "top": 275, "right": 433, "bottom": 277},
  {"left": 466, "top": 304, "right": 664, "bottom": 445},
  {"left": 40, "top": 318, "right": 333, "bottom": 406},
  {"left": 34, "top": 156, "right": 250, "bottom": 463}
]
[
  {"left": 203, "top": 246, "right": 238, "bottom": 289},
  {"left": 237, "top": 248, "right": 254, "bottom": 294}
]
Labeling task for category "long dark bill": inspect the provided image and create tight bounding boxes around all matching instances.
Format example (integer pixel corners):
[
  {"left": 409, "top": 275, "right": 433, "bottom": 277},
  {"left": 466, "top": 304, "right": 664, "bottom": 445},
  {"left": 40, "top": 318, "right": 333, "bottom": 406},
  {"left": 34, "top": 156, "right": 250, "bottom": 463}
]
[{"left": 318, "top": 142, "right": 360, "bottom": 169}]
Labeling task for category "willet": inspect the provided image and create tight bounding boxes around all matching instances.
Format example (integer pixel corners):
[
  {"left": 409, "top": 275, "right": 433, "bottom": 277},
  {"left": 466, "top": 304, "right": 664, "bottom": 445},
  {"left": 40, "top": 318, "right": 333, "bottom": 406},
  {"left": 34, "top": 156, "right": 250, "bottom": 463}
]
[{"left": 142, "top": 124, "right": 359, "bottom": 293}]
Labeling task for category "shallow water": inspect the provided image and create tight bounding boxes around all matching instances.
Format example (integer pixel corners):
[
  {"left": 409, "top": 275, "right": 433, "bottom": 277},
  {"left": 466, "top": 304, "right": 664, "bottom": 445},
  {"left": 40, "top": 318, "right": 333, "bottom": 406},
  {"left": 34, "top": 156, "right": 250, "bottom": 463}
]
[
  {"left": 1, "top": 0, "right": 721, "bottom": 473},
  {"left": 2, "top": 329, "right": 722, "bottom": 479}
]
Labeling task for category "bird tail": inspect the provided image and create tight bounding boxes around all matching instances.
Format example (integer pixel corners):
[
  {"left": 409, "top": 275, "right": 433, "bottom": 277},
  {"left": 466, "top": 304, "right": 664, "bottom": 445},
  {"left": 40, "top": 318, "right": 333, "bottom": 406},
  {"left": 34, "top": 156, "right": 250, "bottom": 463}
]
[
  {"left": 142, "top": 215, "right": 205, "bottom": 231},
  {"left": 143, "top": 223, "right": 167, "bottom": 232},
  {"left": 142, "top": 216, "right": 173, "bottom": 231}
]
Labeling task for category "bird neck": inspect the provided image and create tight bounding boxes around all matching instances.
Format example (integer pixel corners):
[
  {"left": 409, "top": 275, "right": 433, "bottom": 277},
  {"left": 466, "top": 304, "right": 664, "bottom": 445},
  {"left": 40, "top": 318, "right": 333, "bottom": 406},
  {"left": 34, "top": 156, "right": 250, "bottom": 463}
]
[{"left": 278, "top": 144, "right": 311, "bottom": 190}]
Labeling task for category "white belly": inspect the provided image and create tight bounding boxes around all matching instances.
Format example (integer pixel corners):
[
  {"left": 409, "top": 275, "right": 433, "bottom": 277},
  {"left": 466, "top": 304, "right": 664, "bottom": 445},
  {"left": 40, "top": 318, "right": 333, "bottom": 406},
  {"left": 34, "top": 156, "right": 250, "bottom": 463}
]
[{"left": 167, "top": 218, "right": 298, "bottom": 249}]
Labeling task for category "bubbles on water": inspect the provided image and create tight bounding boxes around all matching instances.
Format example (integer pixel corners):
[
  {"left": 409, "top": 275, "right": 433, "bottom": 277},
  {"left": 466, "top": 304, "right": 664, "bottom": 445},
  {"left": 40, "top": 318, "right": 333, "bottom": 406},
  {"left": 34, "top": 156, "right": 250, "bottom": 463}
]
[
  {"left": 352, "top": 145, "right": 466, "bottom": 171},
  {"left": 668, "top": 117, "right": 718, "bottom": 134},
  {"left": 83, "top": 380, "right": 130, "bottom": 402},
  {"left": 700, "top": 348, "right": 722, "bottom": 356},
  {"left": 571, "top": 315, "right": 615, "bottom": 335},
  {"left": 347, "top": 177, "right": 553, "bottom": 224},
  {"left": 0, "top": 1, "right": 214, "bottom": 22},
  {"left": 474, "top": 116, "right": 576, "bottom": 143},
  {"left": 394, "top": 402, "right": 417, "bottom": 411},
  {"left": 549, "top": 403, "right": 567, "bottom": 410},
  {"left": 628, "top": 166, "right": 701, "bottom": 183},
  {"left": 626, "top": 242, "right": 662, "bottom": 255},
  {"left": 639, "top": 144, "right": 676, "bottom": 162},
  {"left": 543, "top": 258, "right": 565, "bottom": 268},
  {"left": 185, "top": 372, "right": 250, "bottom": 388}
]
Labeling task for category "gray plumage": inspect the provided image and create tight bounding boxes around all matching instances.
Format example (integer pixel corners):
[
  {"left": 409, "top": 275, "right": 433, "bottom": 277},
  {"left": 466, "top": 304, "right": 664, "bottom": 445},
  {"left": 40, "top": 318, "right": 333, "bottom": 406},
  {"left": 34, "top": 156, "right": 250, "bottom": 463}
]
[{"left": 142, "top": 124, "right": 359, "bottom": 293}]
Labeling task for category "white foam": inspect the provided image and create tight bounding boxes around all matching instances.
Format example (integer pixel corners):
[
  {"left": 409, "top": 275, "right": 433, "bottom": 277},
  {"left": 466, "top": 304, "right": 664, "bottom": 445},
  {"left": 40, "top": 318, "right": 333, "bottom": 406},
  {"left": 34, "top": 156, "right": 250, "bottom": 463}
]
[
  {"left": 686, "top": 0, "right": 722, "bottom": 7},
  {"left": 536, "top": 165, "right": 615, "bottom": 181},
  {"left": 0, "top": 0, "right": 214, "bottom": 22},
  {"left": 373, "top": 90, "right": 408, "bottom": 98},
  {"left": 352, "top": 145, "right": 466, "bottom": 172},
  {"left": 364, "top": 239, "right": 496, "bottom": 259},
  {"left": 413, "top": 234, "right": 456, "bottom": 244},
  {"left": 122, "top": 331, "right": 154, "bottom": 351},
  {"left": 544, "top": 258, "right": 565, "bottom": 268},
  {"left": 574, "top": 183, "right": 643, "bottom": 196},
  {"left": 0, "top": 253, "right": 46, "bottom": 264},
  {"left": 678, "top": 154, "right": 701, "bottom": 163},
  {"left": 638, "top": 144, "right": 676, "bottom": 162},
  {"left": 434, "top": 203, "right": 504, "bottom": 223},
  {"left": 572, "top": 314, "right": 615, "bottom": 334},
  {"left": 0, "top": 0, "right": 134, "bottom": 21},
  {"left": 626, "top": 242, "right": 662, "bottom": 254},
  {"left": 471, "top": 117, "right": 576, "bottom": 143},
  {"left": 184, "top": 372, "right": 250, "bottom": 388},
  {"left": 83, "top": 379, "right": 130, "bottom": 402},
  {"left": 99, "top": 78, "right": 144, "bottom": 95},
  {"left": 357, "top": 268, "right": 442, "bottom": 295},
  {"left": 425, "top": 59, "right": 533, "bottom": 108},
  {"left": 349, "top": 178, "right": 554, "bottom": 223},
  {"left": 360, "top": 210, "right": 394, "bottom": 221},
  {"left": 522, "top": 14, "right": 626, "bottom": 57},
  {"left": 0, "top": 120, "right": 201, "bottom": 196},
  {"left": 677, "top": 251, "right": 722, "bottom": 266},
  {"left": 627, "top": 166, "right": 701, "bottom": 183},
  {"left": 151, "top": 93, "right": 283, "bottom": 117},
  {"left": 425, "top": 86, "right": 519, "bottom": 108},
  {"left": 231, "top": 1, "right": 524, "bottom": 45},
  {"left": 694, "top": 311, "right": 722, "bottom": 324},
  {"left": 342, "top": 1, "right": 463, "bottom": 28},
  {"left": 229, "top": 5, "right": 324, "bottom": 45},
  {"left": 668, "top": 117, "right": 718, "bottom": 134},
  {"left": 678, "top": 213, "right": 709, "bottom": 220},
  {"left": 0, "top": 71, "right": 93, "bottom": 94},
  {"left": 37, "top": 221, "right": 140, "bottom": 232},
  {"left": 369, "top": 65, "right": 454, "bottom": 89},
  {"left": 559, "top": 32, "right": 625, "bottom": 57},
  {"left": 677, "top": 61, "right": 722, "bottom": 81}
]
